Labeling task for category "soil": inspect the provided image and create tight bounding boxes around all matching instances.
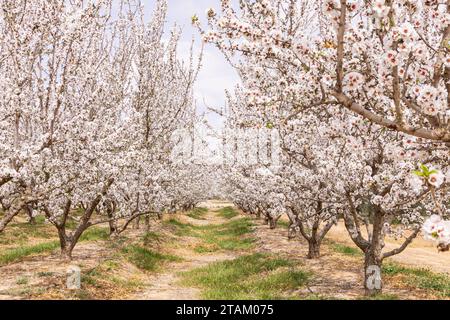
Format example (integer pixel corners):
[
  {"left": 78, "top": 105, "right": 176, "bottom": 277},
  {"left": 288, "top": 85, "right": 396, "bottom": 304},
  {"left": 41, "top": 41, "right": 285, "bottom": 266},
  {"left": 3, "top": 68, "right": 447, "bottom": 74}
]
[{"left": 0, "top": 200, "right": 448, "bottom": 300}]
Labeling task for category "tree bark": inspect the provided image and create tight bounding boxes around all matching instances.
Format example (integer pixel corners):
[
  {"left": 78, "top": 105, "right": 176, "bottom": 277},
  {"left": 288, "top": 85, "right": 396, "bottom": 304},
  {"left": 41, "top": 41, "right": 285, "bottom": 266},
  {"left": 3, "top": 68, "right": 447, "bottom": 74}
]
[
  {"left": 307, "top": 239, "right": 321, "bottom": 259},
  {"left": 144, "top": 214, "right": 150, "bottom": 232},
  {"left": 26, "top": 205, "right": 36, "bottom": 225},
  {"left": 54, "top": 179, "right": 114, "bottom": 260},
  {"left": 0, "top": 204, "right": 23, "bottom": 233},
  {"left": 106, "top": 202, "right": 117, "bottom": 236},
  {"left": 364, "top": 207, "right": 385, "bottom": 295},
  {"left": 60, "top": 240, "right": 77, "bottom": 261},
  {"left": 364, "top": 251, "right": 383, "bottom": 296},
  {"left": 57, "top": 227, "right": 74, "bottom": 261},
  {"left": 268, "top": 216, "right": 278, "bottom": 229},
  {"left": 134, "top": 216, "right": 141, "bottom": 229}
]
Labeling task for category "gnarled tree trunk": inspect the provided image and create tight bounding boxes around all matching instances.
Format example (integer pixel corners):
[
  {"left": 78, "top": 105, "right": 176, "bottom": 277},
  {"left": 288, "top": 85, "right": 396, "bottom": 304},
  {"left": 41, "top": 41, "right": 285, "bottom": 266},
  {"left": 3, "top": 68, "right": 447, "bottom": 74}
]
[
  {"left": 0, "top": 202, "right": 24, "bottom": 233},
  {"left": 307, "top": 239, "right": 321, "bottom": 259},
  {"left": 363, "top": 250, "right": 383, "bottom": 296}
]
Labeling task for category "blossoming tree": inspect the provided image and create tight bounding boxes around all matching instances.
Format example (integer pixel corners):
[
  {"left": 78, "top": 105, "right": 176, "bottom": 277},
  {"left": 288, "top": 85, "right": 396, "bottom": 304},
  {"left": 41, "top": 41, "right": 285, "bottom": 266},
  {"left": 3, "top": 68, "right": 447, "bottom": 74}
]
[
  {"left": 200, "top": 0, "right": 450, "bottom": 295},
  {"left": 0, "top": 0, "right": 204, "bottom": 259}
]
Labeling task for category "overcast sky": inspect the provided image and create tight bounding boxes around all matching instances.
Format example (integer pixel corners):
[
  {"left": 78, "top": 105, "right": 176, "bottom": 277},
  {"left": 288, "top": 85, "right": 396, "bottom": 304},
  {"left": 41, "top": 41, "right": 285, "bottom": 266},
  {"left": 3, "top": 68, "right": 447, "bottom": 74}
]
[
  {"left": 145, "top": 0, "right": 241, "bottom": 157},
  {"left": 153, "top": 0, "right": 240, "bottom": 129}
]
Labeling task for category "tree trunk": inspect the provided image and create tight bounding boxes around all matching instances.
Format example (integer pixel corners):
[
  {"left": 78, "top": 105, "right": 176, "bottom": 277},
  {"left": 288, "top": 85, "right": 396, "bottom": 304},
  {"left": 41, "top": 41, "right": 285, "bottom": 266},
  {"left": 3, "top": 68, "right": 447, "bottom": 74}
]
[
  {"left": 28, "top": 216, "right": 36, "bottom": 225},
  {"left": 26, "top": 206, "right": 36, "bottom": 225},
  {"left": 106, "top": 209, "right": 117, "bottom": 236},
  {"left": 364, "top": 206, "right": 385, "bottom": 295},
  {"left": 307, "top": 239, "right": 321, "bottom": 259},
  {"left": 60, "top": 241, "right": 77, "bottom": 261},
  {"left": 134, "top": 216, "right": 140, "bottom": 229},
  {"left": 108, "top": 220, "right": 117, "bottom": 236},
  {"left": 60, "top": 245, "right": 72, "bottom": 261},
  {"left": 286, "top": 209, "right": 298, "bottom": 240},
  {"left": 0, "top": 206, "right": 22, "bottom": 233},
  {"left": 268, "top": 217, "right": 278, "bottom": 229},
  {"left": 144, "top": 215, "right": 150, "bottom": 232},
  {"left": 364, "top": 251, "right": 383, "bottom": 296},
  {"left": 57, "top": 230, "right": 74, "bottom": 261},
  {"left": 288, "top": 222, "right": 297, "bottom": 240}
]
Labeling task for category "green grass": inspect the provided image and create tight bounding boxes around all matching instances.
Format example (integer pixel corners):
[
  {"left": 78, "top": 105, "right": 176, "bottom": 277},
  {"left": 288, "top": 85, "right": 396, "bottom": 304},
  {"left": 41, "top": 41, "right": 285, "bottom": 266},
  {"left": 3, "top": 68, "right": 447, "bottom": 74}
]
[
  {"left": 142, "top": 231, "right": 163, "bottom": 246},
  {"left": 217, "top": 207, "right": 239, "bottom": 219},
  {"left": 203, "top": 219, "right": 255, "bottom": 251},
  {"left": 164, "top": 216, "right": 256, "bottom": 252},
  {"left": 109, "top": 276, "right": 143, "bottom": 290},
  {"left": 0, "top": 241, "right": 60, "bottom": 266},
  {"left": 169, "top": 217, "right": 256, "bottom": 252},
  {"left": 79, "top": 227, "right": 109, "bottom": 242},
  {"left": 382, "top": 262, "right": 450, "bottom": 298},
  {"left": 187, "top": 207, "right": 208, "bottom": 220},
  {"left": 0, "top": 216, "right": 106, "bottom": 246},
  {"left": 180, "top": 253, "right": 311, "bottom": 299},
  {"left": 77, "top": 256, "right": 144, "bottom": 299},
  {"left": 0, "top": 227, "right": 109, "bottom": 266},
  {"left": 277, "top": 220, "right": 290, "bottom": 229},
  {"left": 37, "top": 271, "right": 55, "bottom": 277},
  {"left": 16, "top": 276, "right": 29, "bottom": 285},
  {"left": 325, "top": 239, "right": 362, "bottom": 257},
  {"left": 164, "top": 218, "right": 196, "bottom": 236},
  {"left": 330, "top": 243, "right": 362, "bottom": 257},
  {"left": 1, "top": 220, "right": 54, "bottom": 245},
  {"left": 82, "top": 266, "right": 107, "bottom": 287},
  {"left": 122, "top": 245, "right": 181, "bottom": 271}
]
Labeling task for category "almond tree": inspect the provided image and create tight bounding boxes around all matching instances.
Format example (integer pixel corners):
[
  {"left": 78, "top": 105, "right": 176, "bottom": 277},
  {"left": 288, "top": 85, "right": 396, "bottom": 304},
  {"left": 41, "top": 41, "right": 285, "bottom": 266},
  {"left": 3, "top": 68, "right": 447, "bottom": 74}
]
[
  {"left": 0, "top": 0, "right": 202, "bottom": 259},
  {"left": 200, "top": 0, "right": 450, "bottom": 252}
]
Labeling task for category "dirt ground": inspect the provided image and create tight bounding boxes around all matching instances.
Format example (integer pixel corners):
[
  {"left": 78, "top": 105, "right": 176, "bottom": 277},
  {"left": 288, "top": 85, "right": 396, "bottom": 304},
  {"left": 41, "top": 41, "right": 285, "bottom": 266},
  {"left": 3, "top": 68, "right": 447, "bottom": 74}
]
[
  {"left": 326, "top": 222, "right": 450, "bottom": 274},
  {"left": 253, "top": 219, "right": 440, "bottom": 299},
  {"left": 0, "top": 201, "right": 448, "bottom": 300},
  {"left": 127, "top": 207, "right": 237, "bottom": 300}
]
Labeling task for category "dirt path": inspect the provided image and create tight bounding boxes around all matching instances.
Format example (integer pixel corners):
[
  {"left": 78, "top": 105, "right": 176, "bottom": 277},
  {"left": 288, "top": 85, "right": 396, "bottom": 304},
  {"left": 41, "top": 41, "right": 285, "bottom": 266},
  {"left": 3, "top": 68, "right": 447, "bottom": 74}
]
[
  {"left": 1, "top": 202, "right": 447, "bottom": 300},
  {"left": 130, "top": 203, "right": 448, "bottom": 300},
  {"left": 128, "top": 204, "right": 237, "bottom": 300}
]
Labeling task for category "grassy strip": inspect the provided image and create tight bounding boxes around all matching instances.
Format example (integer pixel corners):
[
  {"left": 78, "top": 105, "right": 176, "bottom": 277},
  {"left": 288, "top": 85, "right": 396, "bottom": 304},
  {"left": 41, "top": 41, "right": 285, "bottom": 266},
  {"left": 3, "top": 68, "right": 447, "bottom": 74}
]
[
  {"left": 0, "top": 241, "right": 60, "bottom": 266},
  {"left": 164, "top": 217, "right": 255, "bottom": 252},
  {"left": 142, "top": 231, "right": 164, "bottom": 246},
  {"left": 180, "top": 253, "right": 311, "bottom": 299},
  {"left": 77, "top": 258, "right": 144, "bottom": 300},
  {"left": 79, "top": 227, "right": 109, "bottom": 242},
  {"left": 187, "top": 207, "right": 208, "bottom": 220},
  {"left": 201, "top": 217, "right": 256, "bottom": 251},
  {"left": 122, "top": 245, "right": 181, "bottom": 271},
  {"left": 217, "top": 207, "right": 239, "bottom": 219},
  {"left": 0, "top": 227, "right": 109, "bottom": 266},
  {"left": 277, "top": 220, "right": 290, "bottom": 229},
  {"left": 382, "top": 262, "right": 450, "bottom": 298},
  {"left": 330, "top": 242, "right": 362, "bottom": 257},
  {"left": 0, "top": 222, "right": 54, "bottom": 245}
]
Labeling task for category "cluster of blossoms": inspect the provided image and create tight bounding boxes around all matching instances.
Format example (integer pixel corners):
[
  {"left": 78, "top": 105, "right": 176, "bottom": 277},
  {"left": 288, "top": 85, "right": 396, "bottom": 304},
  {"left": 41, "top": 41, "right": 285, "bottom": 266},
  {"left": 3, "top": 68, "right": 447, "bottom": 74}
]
[
  {"left": 201, "top": 0, "right": 450, "bottom": 296},
  {"left": 422, "top": 215, "right": 450, "bottom": 250}
]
